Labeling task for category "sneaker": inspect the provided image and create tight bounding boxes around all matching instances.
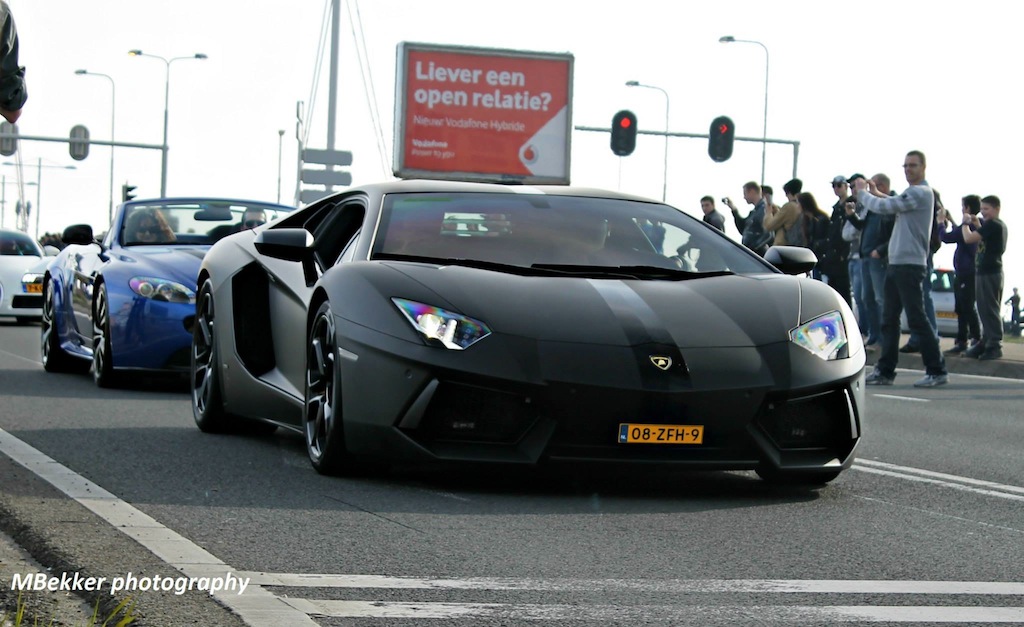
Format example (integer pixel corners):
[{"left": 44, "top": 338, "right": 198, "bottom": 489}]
[
  {"left": 978, "top": 348, "right": 1003, "bottom": 361},
  {"left": 865, "top": 370, "right": 895, "bottom": 386},
  {"left": 899, "top": 343, "right": 920, "bottom": 354},
  {"left": 943, "top": 343, "right": 966, "bottom": 355},
  {"left": 913, "top": 374, "right": 948, "bottom": 388},
  {"left": 963, "top": 343, "right": 985, "bottom": 359}
]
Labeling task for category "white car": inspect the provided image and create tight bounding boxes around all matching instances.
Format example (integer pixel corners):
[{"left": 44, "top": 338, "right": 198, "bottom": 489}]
[{"left": 0, "top": 228, "right": 58, "bottom": 323}]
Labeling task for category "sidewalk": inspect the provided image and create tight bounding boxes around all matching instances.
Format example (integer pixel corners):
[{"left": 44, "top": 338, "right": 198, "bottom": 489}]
[{"left": 865, "top": 334, "right": 1024, "bottom": 380}]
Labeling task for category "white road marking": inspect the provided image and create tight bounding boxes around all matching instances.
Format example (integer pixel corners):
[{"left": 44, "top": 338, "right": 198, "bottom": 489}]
[
  {"left": 853, "top": 459, "right": 1024, "bottom": 502},
  {"left": 0, "top": 345, "right": 43, "bottom": 367},
  {"left": 281, "top": 599, "right": 1024, "bottom": 622},
  {"left": 0, "top": 427, "right": 317, "bottom": 627},
  {"left": 245, "top": 572, "right": 1024, "bottom": 594},
  {"left": 871, "top": 393, "right": 930, "bottom": 402}
]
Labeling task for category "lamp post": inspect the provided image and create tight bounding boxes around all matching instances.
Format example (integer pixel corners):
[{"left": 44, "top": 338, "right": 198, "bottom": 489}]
[
  {"left": 719, "top": 36, "right": 769, "bottom": 186},
  {"left": 277, "top": 129, "right": 285, "bottom": 204},
  {"left": 74, "top": 69, "right": 116, "bottom": 226},
  {"left": 128, "top": 50, "right": 208, "bottom": 197},
  {"left": 625, "top": 81, "right": 669, "bottom": 202}
]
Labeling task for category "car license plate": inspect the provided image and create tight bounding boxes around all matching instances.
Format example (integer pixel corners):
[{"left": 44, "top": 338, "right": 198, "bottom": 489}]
[
  {"left": 24, "top": 284, "right": 42, "bottom": 294},
  {"left": 936, "top": 311, "right": 957, "bottom": 319},
  {"left": 618, "top": 423, "right": 703, "bottom": 444}
]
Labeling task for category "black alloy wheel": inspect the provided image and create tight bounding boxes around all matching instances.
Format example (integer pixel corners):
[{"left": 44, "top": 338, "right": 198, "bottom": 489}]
[
  {"left": 304, "top": 301, "right": 352, "bottom": 475},
  {"left": 92, "top": 283, "right": 122, "bottom": 388},
  {"left": 41, "top": 277, "right": 87, "bottom": 373},
  {"left": 191, "top": 280, "right": 232, "bottom": 432}
]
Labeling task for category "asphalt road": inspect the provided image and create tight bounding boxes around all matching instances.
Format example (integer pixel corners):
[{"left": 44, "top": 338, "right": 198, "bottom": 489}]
[{"left": 1, "top": 320, "right": 1023, "bottom": 626}]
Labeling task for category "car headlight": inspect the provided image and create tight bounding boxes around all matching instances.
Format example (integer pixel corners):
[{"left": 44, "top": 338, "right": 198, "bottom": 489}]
[
  {"left": 129, "top": 276, "right": 196, "bottom": 304},
  {"left": 790, "top": 311, "right": 847, "bottom": 360},
  {"left": 392, "top": 298, "right": 492, "bottom": 350}
]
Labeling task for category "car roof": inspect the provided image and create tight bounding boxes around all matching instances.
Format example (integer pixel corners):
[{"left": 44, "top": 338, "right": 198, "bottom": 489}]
[{"left": 329, "top": 179, "right": 664, "bottom": 205}]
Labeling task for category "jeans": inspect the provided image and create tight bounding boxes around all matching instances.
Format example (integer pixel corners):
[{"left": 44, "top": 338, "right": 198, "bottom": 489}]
[
  {"left": 861, "top": 256, "right": 886, "bottom": 344},
  {"left": 876, "top": 264, "right": 946, "bottom": 378},
  {"left": 848, "top": 257, "right": 870, "bottom": 338},
  {"left": 976, "top": 272, "right": 1004, "bottom": 350},
  {"left": 953, "top": 271, "right": 980, "bottom": 344},
  {"left": 908, "top": 259, "right": 938, "bottom": 347}
]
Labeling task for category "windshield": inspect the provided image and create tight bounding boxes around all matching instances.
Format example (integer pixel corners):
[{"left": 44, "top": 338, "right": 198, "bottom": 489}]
[
  {"left": 371, "top": 192, "right": 771, "bottom": 275},
  {"left": 119, "top": 201, "right": 292, "bottom": 246},
  {"left": 0, "top": 231, "right": 42, "bottom": 256}
]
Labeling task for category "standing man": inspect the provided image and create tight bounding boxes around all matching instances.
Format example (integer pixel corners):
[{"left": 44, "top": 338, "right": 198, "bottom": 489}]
[
  {"left": 700, "top": 196, "right": 727, "bottom": 232},
  {"left": 938, "top": 195, "right": 981, "bottom": 354},
  {"left": 1006, "top": 287, "right": 1021, "bottom": 336},
  {"left": 818, "top": 176, "right": 852, "bottom": 305},
  {"left": 724, "top": 182, "right": 773, "bottom": 256},
  {"left": 844, "top": 174, "right": 895, "bottom": 348},
  {"left": 962, "top": 196, "right": 1007, "bottom": 360},
  {"left": 0, "top": 1, "right": 26, "bottom": 123},
  {"left": 856, "top": 150, "right": 947, "bottom": 387},
  {"left": 842, "top": 174, "right": 870, "bottom": 340}
]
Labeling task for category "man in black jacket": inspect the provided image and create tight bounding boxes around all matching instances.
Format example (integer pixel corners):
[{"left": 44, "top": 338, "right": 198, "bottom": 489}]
[
  {"left": 820, "top": 176, "right": 852, "bottom": 306},
  {"left": 0, "top": 1, "right": 26, "bottom": 124}
]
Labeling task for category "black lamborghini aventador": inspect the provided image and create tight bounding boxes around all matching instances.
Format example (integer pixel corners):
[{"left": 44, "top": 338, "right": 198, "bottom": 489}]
[{"left": 190, "top": 180, "right": 865, "bottom": 484}]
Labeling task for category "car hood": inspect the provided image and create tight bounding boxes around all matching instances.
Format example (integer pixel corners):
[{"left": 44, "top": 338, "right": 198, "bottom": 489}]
[
  {"left": 386, "top": 263, "right": 808, "bottom": 348},
  {"left": 110, "top": 245, "right": 208, "bottom": 287}
]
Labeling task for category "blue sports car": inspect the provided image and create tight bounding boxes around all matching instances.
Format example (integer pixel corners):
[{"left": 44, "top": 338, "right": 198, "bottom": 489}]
[{"left": 41, "top": 198, "right": 293, "bottom": 387}]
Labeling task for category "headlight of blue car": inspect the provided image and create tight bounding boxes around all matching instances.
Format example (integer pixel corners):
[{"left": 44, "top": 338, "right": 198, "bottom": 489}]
[
  {"left": 392, "top": 298, "right": 492, "bottom": 350},
  {"left": 129, "top": 277, "right": 196, "bottom": 304},
  {"left": 790, "top": 311, "right": 848, "bottom": 360}
]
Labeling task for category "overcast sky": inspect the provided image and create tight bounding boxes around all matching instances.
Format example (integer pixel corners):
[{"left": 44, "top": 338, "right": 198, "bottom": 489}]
[{"left": 6, "top": 0, "right": 1021, "bottom": 304}]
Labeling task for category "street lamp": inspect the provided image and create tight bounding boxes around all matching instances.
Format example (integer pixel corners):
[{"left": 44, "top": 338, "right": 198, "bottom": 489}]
[
  {"left": 625, "top": 80, "right": 669, "bottom": 202},
  {"left": 128, "top": 49, "right": 208, "bottom": 197},
  {"left": 719, "top": 36, "right": 769, "bottom": 186},
  {"left": 74, "top": 69, "right": 116, "bottom": 227}
]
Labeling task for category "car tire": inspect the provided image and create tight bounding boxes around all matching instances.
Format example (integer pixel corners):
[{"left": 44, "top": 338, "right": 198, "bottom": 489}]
[
  {"left": 92, "top": 282, "right": 123, "bottom": 388},
  {"left": 755, "top": 466, "right": 841, "bottom": 486},
  {"left": 304, "top": 300, "right": 354, "bottom": 475},
  {"left": 41, "top": 277, "right": 88, "bottom": 374},
  {"left": 191, "top": 279, "right": 238, "bottom": 433}
]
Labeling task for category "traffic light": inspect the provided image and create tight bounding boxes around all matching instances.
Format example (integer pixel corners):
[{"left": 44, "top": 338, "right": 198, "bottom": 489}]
[
  {"left": 122, "top": 183, "right": 137, "bottom": 203},
  {"left": 610, "top": 110, "right": 637, "bottom": 157},
  {"left": 708, "top": 116, "right": 735, "bottom": 162}
]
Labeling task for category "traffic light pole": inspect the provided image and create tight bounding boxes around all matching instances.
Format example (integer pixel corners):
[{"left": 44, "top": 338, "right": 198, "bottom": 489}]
[{"left": 575, "top": 125, "right": 801, "bottom": 180}]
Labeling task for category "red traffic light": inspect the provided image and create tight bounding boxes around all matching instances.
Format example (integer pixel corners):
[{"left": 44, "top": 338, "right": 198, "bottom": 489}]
[
  {"left": 610, "top": 110, "right": 638, "bottom": 157},
  {"left": 708, "top": 115, "right": 735, "bottom": 163}
]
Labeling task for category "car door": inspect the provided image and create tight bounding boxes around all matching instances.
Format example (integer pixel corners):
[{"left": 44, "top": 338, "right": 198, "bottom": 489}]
[{"left": 68, "top": 243, "right": 106, "bottom": 349}]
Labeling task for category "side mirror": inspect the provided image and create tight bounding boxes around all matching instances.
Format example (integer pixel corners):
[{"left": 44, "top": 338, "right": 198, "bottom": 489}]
[
  {"left": 254, "top": 228, "right": 317, "bottom": 286},
  {"left": 764, "top": 245, "right": 818, "bottom": 276},
  {"left": 62, "top": 224, "right": 95, "bottom": 246}
]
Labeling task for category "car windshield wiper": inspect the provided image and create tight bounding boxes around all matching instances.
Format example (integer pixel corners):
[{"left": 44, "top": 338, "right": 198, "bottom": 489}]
[
  {"left": 376, "top": 253, "right": 570, "bottom": 277},
  {"left": 531, "top": 263, "right": 734, "bottom": 280}
]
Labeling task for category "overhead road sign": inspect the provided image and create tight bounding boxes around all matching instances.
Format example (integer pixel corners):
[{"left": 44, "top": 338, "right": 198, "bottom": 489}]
[{"left": 302, "top": 148, "right": 353, "bottom": 167}]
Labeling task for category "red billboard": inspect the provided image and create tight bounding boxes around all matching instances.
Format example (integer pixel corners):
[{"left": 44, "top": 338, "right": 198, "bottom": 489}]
[{"left": 394, "top": 42, "right": 573, "bottom": 184}]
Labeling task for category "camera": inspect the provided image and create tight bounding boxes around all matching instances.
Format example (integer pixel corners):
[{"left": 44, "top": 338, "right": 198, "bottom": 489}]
[{"left": 721, "top": 197, "right": 729, "bottom": 204}]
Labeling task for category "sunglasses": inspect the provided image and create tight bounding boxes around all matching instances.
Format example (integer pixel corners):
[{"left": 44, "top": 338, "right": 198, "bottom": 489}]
[
  {"left": 136, "top": 224, "right": 160, "bottom": 234},
  {"left": 243, "top": 219, "right": 264, "bottom": 228},
  {"left": 832, "top": 182, "right": 847, "bottom": 188}
]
